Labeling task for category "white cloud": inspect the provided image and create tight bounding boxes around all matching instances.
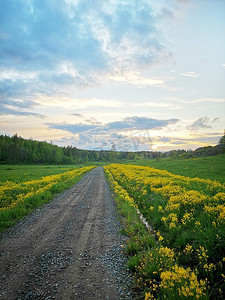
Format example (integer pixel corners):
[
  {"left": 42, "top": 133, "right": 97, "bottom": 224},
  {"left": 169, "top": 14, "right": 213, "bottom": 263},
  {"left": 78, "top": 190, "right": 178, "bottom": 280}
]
[
  {"left": 35, "top": 96, "right": 124, "bottom": 109},
  {"left": 107, "top": 71, "right": 164, "bottom": 86},
  {"left": 164, "top": 97, "right": 225, "bottom": 104},
  {"left": 187, "top": 116, "right": 220, "bottom": 131},
  {"left": 130, "top": 101, "right": 180, "bottom": 110},
  {"left": 0, "top": 68, "right": 38, "bottom": 80},
  {"left": 180, "top": 72, "right": 200, "bottom": 78}
]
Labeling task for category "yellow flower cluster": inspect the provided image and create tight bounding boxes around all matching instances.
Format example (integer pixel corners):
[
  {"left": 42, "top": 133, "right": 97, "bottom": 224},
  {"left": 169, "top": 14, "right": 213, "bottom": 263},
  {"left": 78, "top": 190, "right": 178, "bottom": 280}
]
[
  {"left": 161, "top": 213, "right": 179, "bottom": 230},
  {"left": 156, "top": 231, "right": 164, "bottom": 242},
  {"left": 203, "top": 263, "right": 216, "bottom": 272},
  {"left": 160, "top": 265, "right": 207, "bottom": 299},
  {"left": 169, "top": 190, "right": 207, "bottom": 208},
  {"left": 104, "top": 167, "right": 137, "bottom": 209},
  {"left": 181, "top": 212, "right": 194, "bottom": 225},
  {"left": 135, "top": 244, "right": 207, "bottom": 299},
  {"left": 204, "top": 204, "right": 225, "bottom": 223},
  {"left": 0, "top": 166, "right": 94, "bottom": 210},
  {"left": 197, "top": 246, "right": 208, "bottom": 264},
  {"left": 135, "top": 246, "right": 175, "bottom": 288},
  {"left": 183, "top": 244, "right": 193, "bottom": 255},
  {"left": 145, "top": 291, "right": 155, "bottom": 300}
]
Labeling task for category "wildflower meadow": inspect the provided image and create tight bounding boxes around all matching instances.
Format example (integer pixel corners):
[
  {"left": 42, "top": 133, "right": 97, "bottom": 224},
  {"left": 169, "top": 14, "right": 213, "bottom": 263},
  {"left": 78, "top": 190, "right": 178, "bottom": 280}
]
[{"left": 104, "top": 164, "right": 225, "bottom": 299}]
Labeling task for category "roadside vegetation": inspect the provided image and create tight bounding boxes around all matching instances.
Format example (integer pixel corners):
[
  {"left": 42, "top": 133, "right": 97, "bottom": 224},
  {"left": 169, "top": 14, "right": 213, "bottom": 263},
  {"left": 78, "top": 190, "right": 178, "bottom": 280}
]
[
  {"left": 0, "top": 166, "right": 95, "bottom": 232},
  {"left": 104, "top": 164, "right": 225, "bottom": 299}
]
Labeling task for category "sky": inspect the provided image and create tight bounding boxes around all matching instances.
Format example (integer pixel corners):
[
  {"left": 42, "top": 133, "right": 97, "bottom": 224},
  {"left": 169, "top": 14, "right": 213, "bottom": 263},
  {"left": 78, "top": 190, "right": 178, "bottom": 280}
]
[{"left": 0, "top": 0, "right": 224, "bottom": 152}]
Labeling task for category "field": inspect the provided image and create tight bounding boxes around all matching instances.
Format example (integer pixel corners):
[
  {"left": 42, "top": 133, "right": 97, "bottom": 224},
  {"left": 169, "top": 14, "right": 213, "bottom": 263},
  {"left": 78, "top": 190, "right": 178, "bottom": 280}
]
[
  {"left": 0, "top": 164, "right": 93, "bottom": 183},
  {"left": 0, "top": 164, "right": 95, "bottom": 232},
  {"left": 1, "top": 157, "right": 225, "bottom": 299},
  {"left": 126, "top": 154, "right": 225, "bottom": 183},
  {"left": 104, "top": 163, "right": 225, "bottom": 299}
]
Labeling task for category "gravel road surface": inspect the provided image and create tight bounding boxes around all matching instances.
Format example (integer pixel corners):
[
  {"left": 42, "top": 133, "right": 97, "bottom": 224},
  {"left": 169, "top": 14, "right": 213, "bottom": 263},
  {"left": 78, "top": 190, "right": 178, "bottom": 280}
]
[{"left": 0, "top": 167, "right": 132, "bottom": 300}]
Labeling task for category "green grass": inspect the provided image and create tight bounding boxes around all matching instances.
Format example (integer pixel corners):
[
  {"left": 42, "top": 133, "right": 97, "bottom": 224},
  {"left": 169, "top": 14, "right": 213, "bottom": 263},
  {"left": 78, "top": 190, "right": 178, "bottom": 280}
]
[
  {"left": 0, "top": 164, "right": 88, "bottom": 184},
  {"left": 125, "top": 154, "right": 225, "bottom": 183}
]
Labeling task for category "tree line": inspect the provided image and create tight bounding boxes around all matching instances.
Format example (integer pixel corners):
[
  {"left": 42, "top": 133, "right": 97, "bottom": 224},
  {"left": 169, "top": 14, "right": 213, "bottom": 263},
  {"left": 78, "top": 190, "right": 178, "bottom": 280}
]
[
  {"left": 0, "top": 134, "right": 134, "bottom": 164},
  {"left": 0, "top": 134, "right": 224, "bottom": 164}
]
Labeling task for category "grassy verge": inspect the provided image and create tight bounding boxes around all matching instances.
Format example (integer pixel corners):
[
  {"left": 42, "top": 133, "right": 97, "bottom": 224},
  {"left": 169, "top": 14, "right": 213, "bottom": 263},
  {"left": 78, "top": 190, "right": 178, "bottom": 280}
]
[
  {"left": 105, "top": 164, "right": 225, "bottom": 299},
  {"left": 125, "top": 154, "right": 225, "bottom": 183},
  {"left": 0, "top": 166, "right": 95, "bottom": 233},
  {"left": 104, "top": 167, "right": 157, "bottom": 299}
]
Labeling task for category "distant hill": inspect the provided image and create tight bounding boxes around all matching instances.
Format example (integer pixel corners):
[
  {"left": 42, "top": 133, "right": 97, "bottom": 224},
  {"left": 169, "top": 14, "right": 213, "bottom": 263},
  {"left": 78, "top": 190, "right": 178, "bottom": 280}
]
[{"left": 193, "top": 144, "right": 225, "bottom": 157}]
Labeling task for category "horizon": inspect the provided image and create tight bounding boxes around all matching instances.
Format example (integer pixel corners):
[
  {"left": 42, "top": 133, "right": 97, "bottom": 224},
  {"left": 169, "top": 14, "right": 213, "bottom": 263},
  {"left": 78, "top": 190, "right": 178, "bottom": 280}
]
[
  {"left": 0, "top": 0, "right": 225, "bottom": 152},
  {"left": 2, "top": 132, "right": 223, "bottom": 154}
]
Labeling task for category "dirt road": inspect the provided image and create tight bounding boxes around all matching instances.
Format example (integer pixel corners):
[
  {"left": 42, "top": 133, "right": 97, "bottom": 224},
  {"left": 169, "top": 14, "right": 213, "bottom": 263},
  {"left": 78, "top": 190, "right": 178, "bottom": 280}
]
[{"left": 0, "top": 167, "right": 132, "bottom": 300}]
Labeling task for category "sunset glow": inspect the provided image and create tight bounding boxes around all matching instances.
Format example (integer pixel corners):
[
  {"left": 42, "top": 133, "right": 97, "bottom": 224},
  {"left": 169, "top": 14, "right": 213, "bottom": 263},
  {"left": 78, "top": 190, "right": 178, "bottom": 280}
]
[{"left": 0, "top": 0, "right": 224, "bottom": 151}]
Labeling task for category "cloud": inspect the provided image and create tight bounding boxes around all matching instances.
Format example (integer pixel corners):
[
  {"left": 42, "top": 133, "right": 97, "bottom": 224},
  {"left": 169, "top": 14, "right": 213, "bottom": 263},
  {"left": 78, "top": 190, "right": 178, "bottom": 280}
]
[
  {"left": 106, "top": 117, "right": 179, "bottom": 131},
  {"left": 0, "top": 98, "right": 45, "bottom": 118},
  {"left": 1, "top": 0, "right": 167, "bottom": 73},
  {"left": 96, "top": 1, "right": 171, "bottom": 69},
  {"left": 70, "top": 113, "right": 83, "bottom": 117},
  {"left": 174, "top": 0, "right": 191, "bottom": 6},
  {"left": 0, "top": 0, "right": 173, "bottom": 102},
  {"left": 0, "top": 0, "right": 107, "bottom": 71},
  {"left": 0, "top": 69, "right": 37, "bottom": 81},
  {"left": 212, "top": 117, "right": 220, "bottom": 123},
  {"left": 180, "top": 72, "right": 200, "bottom": 78},
  {"left": 0, "top": 78, "right": 32, "bottom": 99},
  {"left": 55, "top": 131, "right": 152, "bottom": 152},
  {"left": 187, "top": 116, "right": 219, "bottom": 131},
  {"left": 0, "top": 101, "right": 45, "bottom": 118},
  {"left": 46, "top": 123, "right": 100, "bottom": 134},
  {"left": 164, "top": 97, "right": 225, "bottom": 104},
  {"left": 107, "top": 71, "right": 164, "bottom": 86},
  {"left": 47, "top": 116, "right": 179, "bottom": 151},
  {"left": 43, "top": 97, "right": 124, "bottom": 109},
  {"left": 0, "top": 99, "right": 36, "bottom": 109},
  {"left": 131, "top": 101, "right": 180, "bottom": 110},
  {"left": 47, "top": 116, "right": 179, "bottom": 134},
  {"left": 84, "top": 117, "right": 102, "bottom": 125}
]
